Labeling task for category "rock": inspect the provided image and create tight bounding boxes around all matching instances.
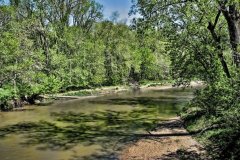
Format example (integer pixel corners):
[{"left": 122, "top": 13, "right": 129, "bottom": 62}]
[{"left": 34, "top": 100, "right": 41, "bottom": 104}]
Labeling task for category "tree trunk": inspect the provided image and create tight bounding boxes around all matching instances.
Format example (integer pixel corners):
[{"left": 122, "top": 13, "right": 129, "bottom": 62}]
[
  {"left": 104, "top": 50, "right": 113, "bottom": 85},
  {"left": 221, "top": 4, "right": 240, "bottom": 67},
  {"left": 38, "top": 29, "right": 51, "bottom": 74},
  {"left": 207, "top": 11, "right": 231, "bottom": 78}
]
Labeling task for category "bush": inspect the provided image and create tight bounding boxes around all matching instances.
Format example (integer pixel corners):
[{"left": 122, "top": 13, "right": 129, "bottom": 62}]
[
  {"left": 182, "top": 78, "right": 240, "bottom": 159},
  {"left": 0, "top": 88, "right": 14, "bottom": 111}
]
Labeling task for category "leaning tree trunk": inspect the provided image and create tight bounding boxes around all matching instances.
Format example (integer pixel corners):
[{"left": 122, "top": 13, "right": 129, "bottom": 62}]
[{"left": 221, "top": 4, "right": 240, "bottom": 67}]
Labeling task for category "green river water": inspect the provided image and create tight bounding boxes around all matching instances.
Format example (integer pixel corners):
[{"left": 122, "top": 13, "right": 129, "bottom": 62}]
[{"left": 0, "top": 88, "right": 195, "bottom": 160}]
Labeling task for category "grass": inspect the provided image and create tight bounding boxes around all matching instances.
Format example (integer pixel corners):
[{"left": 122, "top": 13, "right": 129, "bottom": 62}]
[
  {"left": 140, "top": 80, "right": 174, "bottom": 87},
  {"left": 63, "top": 90, "right": 96, "bottom": 97}
]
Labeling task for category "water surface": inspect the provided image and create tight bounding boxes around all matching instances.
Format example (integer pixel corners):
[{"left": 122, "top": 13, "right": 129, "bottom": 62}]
[{"left": 0, "top": 88, "right": 194, "bottom": 160}]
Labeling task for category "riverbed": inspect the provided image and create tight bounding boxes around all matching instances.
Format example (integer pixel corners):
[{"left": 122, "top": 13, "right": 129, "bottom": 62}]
[{"left": 0, "top": 87, "right": 195, "bottom": 160}]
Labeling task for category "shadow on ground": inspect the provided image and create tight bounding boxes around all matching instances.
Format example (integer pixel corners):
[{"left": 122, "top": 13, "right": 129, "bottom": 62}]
[
  {"left": 161, "top": 149, "right": 209, "bottom": 160},
  {"left": 88, "top": 96, "right": 191, "bottom": 106}
]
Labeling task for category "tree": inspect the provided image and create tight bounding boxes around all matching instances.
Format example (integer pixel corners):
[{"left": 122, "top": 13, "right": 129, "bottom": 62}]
[
  {"left": 0, "top": 0, "right": 170, "bottom": 110},
  {"left": 132, "top": 0, "right": 240, "bottom": 159},
  {"left": 130, "top": 0, "right": 240, "bottom": 80}
]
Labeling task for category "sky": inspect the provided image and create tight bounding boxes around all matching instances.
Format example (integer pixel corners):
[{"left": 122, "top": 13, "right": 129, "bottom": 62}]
[{"left": 95, "top": 0, "right": 136, "bottom": 24}]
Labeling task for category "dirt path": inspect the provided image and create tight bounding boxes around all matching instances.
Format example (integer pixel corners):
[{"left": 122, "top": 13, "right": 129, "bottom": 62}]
[{"left": 120, "top": 117, "right": 208, "bottom": 160}]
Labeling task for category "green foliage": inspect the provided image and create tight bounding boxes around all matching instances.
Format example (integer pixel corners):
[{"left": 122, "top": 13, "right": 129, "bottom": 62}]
[
  {"left": 0, "top": 1, "right": 170, "bottom": 110},
  {"left": 41, "top": 75, "right": 63, "bottom": 94},
  {"left": 0, "top": 87, "right": 15, "bottom": 111},
  {"left": 132, "top": 0, "right": 240, "bottom": 159},
  {"left": 0, "top": 88, "right": 14, "bottom": 102},
  {"left": 182, "top": 77, "right": 240, "bottom": 159}
]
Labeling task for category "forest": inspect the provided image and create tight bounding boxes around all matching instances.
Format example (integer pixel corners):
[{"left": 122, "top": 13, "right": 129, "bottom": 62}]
[
  {"left": 0, "top": 0, "right": 170, "bottom": 110},
  {"left": 0, "top": 0, "right": 240, "bottom": 159}
]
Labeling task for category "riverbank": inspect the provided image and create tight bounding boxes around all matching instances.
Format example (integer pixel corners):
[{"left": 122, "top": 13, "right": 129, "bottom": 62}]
[
  {"left": 47, "top": 81, "right": 203, "bottom": 101},
  {"left": 120, "top": 117, "right": 208, "bottom": 160},
  {"left": 10, "top": 81, "right": 203, "bottom": 112}
]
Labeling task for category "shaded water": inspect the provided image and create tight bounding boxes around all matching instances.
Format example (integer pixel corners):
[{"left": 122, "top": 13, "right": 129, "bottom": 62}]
[{"left": 0, "top": 88, "right": 195, "bottom": 160}]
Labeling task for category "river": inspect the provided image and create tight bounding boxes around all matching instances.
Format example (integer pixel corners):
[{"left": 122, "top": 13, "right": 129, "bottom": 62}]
[{"left": 0, "top": 87, "right": 195, "bottom": 160}]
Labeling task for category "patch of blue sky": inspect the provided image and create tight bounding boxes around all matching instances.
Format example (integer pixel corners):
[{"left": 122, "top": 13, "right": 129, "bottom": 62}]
[{"left": 95, "top": 0, "right": 141, "bottom": 25}]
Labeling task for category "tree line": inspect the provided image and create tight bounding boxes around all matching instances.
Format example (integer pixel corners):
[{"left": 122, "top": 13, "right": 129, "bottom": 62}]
[{"left": 0, "top": 0, "right": 170, "bottom": 110}]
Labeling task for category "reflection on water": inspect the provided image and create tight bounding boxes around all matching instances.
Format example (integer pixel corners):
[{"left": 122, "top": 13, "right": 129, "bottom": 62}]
[{"left": 0, "top": 88, "right": 194, "bottom": 160}]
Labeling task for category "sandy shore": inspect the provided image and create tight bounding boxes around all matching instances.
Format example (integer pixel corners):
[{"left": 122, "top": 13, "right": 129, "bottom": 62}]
[
  {"left": 119, "top": 117, "right": 207, "bottom": 160},
  {"left": 142, "top": 81, "right": 204, "bottom": 91}
]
